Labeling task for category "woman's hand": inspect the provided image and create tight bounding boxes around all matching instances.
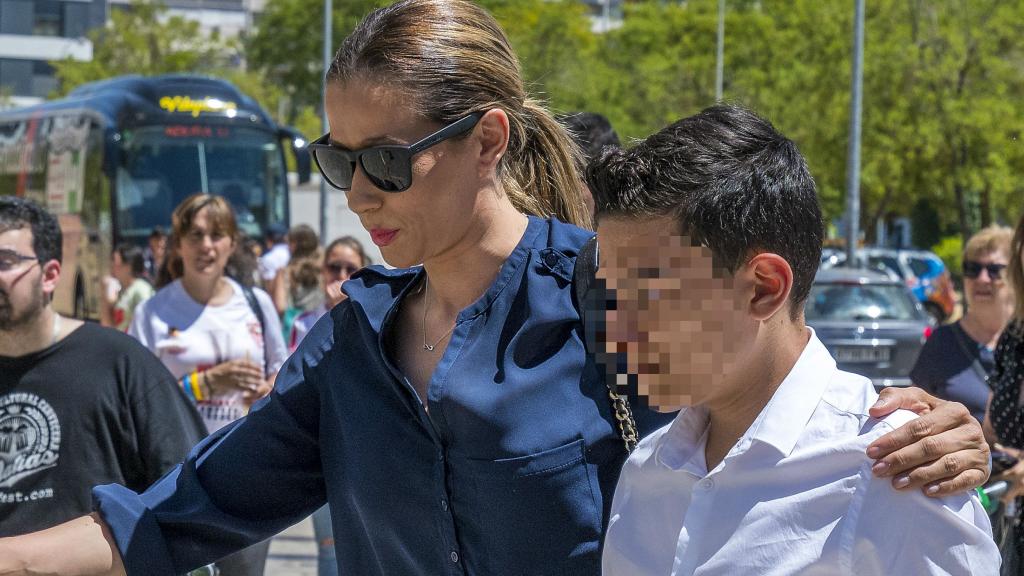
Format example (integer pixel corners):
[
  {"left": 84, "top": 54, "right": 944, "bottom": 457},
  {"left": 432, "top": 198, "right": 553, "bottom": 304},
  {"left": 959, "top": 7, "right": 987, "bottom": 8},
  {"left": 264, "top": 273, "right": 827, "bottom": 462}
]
[
  {"left": 994, "top": 452, "right": 1024, "bottom": 503},
  {"left": 325, "top": 279, "right": 348, "bottom": 309},
  {"left": 204, "top": 359, "right": 264, "bottom": 397},
  {"left": 866, "top": 386, "right": 989, "bottom": 497},
  {"left": 241, "top": 379, "right": 274, "bottom": 405}
]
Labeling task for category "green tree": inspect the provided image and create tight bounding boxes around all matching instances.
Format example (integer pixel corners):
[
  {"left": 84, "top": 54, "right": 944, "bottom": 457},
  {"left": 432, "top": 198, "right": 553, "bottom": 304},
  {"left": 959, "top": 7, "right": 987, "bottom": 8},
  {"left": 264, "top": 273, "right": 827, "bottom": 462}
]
[
  {"left": 50, "top": 0, "right": 239, "bottom": 96},
  {"left": 478, "top": 0, "right": 596, "bottom": 114},
  {"left": 241, "top": 0, "right": 1024, "bottom": 238},
  {"left": 245, "top": 0, "right": 387, "bottom": 123}
]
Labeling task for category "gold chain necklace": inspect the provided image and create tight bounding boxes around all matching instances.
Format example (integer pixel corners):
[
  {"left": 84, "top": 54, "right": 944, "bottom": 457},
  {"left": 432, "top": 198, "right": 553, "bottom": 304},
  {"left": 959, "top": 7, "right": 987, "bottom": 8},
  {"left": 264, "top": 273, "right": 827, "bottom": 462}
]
[{"left": 422, "top": 276, "right": 456, "bottom": 352}]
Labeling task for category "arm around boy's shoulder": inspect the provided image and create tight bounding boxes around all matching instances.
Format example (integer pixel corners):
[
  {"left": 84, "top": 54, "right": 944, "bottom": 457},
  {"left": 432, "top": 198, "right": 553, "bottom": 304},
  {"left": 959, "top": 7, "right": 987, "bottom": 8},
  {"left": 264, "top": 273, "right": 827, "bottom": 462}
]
[{"left": 850, "top": 414, "right": 1000, "bottom": 575}]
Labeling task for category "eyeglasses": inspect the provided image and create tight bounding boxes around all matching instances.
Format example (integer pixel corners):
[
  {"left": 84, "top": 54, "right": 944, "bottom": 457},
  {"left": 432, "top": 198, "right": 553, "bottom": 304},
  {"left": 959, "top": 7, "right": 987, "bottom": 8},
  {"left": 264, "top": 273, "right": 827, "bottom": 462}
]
[
  {"left": 309, "top": 112, "right": 484, "bottom": 193},
  {"left": 963, "top": 260, "right": 1007, "bottom": 280},
  {"left": 325, "top": 262, "right": 360, "bottom": 276},
  {"left": 0, "top": 249, "right": 41, "bottom": 273}
]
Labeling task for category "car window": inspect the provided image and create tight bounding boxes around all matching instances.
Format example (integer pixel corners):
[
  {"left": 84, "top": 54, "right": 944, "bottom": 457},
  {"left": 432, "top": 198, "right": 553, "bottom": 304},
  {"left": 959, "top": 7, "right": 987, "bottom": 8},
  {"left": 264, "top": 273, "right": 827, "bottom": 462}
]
[
  {"left": 867, "top": 255, "right": 903, "bottom": 278},
  {"left": 806, "top": 283, "right": 920, "bottom": 321},
  {"left": 907, "top": 257, "right": 931, "bottom": 277}
]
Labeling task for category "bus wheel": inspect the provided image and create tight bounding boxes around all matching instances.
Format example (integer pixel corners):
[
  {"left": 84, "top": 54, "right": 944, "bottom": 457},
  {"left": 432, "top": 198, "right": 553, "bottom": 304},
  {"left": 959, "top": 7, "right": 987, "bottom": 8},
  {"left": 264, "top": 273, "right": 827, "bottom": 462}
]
[{"left": 73, "top": 275, "right": 86, "bottom": 319}]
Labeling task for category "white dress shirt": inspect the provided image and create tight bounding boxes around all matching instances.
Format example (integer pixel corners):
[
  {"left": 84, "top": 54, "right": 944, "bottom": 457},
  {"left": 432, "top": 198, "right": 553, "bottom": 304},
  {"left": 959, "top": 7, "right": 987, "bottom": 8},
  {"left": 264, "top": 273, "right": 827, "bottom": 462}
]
[{"left": 603, "top": 330, "right": 999, "bottom": 576}]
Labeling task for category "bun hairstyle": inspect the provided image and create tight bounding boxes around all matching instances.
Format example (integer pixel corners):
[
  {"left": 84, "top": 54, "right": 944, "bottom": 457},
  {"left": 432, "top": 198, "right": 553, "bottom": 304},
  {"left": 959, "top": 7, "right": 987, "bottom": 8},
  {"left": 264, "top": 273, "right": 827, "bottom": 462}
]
[
  {"left": 586, "top": 146, "right": 657, "bottom": 219},
  {"left": 588, "top": 105, "right": 824, "bottom": 319},
  {"left": 328, "top": 0, "right": 589, "bottom": 228}
]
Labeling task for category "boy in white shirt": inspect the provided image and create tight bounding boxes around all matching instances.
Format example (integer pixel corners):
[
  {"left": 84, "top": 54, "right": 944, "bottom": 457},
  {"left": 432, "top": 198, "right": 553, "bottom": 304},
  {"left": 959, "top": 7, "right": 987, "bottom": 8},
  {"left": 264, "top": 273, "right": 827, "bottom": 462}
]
[{"left": 588, "top": 105, "right": 1000, "bottom": 575}]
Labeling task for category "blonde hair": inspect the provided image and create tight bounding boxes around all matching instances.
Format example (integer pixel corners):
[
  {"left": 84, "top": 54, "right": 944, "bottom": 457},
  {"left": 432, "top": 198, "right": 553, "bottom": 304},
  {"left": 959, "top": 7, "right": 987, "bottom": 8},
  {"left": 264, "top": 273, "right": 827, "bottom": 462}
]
[
  {"left": 963, "top": 225, "right": 1013, "bottom": 263},
  {"left": 328, "top": 0, "right": 589, "bottom": 228},
  {"left": 1011, "top": 214, "right": 1024, "bottom": 319}
]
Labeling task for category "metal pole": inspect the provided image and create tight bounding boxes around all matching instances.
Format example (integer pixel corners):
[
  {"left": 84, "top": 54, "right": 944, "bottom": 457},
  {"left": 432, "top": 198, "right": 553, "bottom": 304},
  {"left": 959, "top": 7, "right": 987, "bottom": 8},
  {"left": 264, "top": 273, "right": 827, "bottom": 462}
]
[
  {"left": 602, "top": 0, "right": 610, "bottom": 33},
  {"left": 844, "top": 0, "right": 864, "bottom": 266},
  {"left": 319, "top": 0, "right": 332, "bottom": 244},
  {"left": 715, "top": 0, "right": 724, "bottom": 101}
]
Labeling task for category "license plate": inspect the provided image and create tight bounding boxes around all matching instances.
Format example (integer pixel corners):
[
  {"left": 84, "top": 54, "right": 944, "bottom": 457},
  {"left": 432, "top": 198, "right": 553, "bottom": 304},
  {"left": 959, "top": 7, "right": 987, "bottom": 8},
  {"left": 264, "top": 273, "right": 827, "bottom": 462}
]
[{"left": 834, "top": 346, "right": 891, "bottom": 363}]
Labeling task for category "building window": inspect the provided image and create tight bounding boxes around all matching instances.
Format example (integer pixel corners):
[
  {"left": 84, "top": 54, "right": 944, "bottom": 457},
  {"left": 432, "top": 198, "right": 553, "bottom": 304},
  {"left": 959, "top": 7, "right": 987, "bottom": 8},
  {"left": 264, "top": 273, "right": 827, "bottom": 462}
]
[{"left": 33, "top": 0, "right": 62, "bottom": 37}]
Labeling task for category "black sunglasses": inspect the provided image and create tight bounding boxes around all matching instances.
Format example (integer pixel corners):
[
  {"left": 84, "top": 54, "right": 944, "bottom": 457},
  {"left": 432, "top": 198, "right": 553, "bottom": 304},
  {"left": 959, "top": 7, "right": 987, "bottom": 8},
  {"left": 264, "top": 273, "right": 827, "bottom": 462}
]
[
  {"left": 325, "top": 262, "right": 360, "bottom": 276},
  {"left": 310, "top": 112, "right": 484, "bottom": 193},
  {"left": 963, "top": 260, "right": 1007, "bottom": 280}
]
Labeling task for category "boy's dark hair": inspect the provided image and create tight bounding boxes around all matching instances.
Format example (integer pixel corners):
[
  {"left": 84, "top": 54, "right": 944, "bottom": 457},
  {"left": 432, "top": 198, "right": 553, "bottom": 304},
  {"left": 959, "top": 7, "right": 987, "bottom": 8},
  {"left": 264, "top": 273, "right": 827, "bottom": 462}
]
[
  {"left": 587, "top": 104, "right": 823, "bottom": 319},
  {"left": 559, "top": 112, "right": 621, "bottom": 164},
  {"left": 149, "top": 226, "right": 166, "bottom": 241},
  {"left": 114, "top": 243, "right": 146, "bottom": 277},
  {"left": 0, "top": 196, "right": 63, "bottom": 264}
]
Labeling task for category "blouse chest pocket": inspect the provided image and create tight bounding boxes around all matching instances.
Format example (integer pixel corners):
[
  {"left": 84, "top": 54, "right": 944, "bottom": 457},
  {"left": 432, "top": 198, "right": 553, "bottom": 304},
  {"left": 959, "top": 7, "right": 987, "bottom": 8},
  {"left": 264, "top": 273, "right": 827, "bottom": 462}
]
[{"left": 449, "top": 438, "right": 603, "bottom": 575}]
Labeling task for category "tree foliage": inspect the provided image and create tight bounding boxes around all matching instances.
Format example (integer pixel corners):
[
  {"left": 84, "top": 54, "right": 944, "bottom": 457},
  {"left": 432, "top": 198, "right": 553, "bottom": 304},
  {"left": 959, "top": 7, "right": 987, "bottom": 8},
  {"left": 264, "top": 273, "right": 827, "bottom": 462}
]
[
  {"left": 50, "top": 0, "right": 239, "bottom": 95},
  {"left": 244, "top": 0, "right": 388, "bottom": 121},
  {"left": 51, "top": 0, "right": 1024, "bottom": 243}
]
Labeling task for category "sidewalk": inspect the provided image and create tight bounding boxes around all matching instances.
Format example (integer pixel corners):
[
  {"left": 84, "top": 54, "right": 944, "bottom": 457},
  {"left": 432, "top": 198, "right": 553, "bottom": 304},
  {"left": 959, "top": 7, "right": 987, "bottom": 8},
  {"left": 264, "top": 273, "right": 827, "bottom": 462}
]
[{"left": 265, "top": 517, "right": 317, "bottom": 576}]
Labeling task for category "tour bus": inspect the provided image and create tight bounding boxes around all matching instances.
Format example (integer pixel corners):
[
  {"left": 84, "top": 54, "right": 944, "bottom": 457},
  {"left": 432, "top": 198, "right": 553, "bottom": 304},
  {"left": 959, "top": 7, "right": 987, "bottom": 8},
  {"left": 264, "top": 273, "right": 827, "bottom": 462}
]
[{"left": 0, "top": 74, "right": 311, "bottom": 319}]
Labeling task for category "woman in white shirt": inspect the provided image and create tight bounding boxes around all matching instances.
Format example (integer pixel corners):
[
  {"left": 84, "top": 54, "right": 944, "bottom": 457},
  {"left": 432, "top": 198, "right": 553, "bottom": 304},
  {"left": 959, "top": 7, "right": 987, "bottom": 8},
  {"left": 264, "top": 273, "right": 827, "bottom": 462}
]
[{"left": 128, "top": 193, "right": 287, "bottom": 576}]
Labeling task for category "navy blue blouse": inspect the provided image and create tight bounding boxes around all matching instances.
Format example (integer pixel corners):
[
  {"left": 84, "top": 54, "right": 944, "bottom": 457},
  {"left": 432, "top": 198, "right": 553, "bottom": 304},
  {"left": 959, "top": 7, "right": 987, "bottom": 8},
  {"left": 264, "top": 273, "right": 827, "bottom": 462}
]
[{"left": 92, "top": 216, "right": 672, "bottom": 575}]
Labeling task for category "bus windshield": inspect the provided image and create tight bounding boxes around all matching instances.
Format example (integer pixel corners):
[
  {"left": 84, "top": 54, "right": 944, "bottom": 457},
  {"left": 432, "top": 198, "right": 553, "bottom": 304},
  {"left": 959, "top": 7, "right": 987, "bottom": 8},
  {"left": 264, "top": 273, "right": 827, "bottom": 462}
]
[{"left": 116, "top": 125, "right": 286, "bottom": 239}]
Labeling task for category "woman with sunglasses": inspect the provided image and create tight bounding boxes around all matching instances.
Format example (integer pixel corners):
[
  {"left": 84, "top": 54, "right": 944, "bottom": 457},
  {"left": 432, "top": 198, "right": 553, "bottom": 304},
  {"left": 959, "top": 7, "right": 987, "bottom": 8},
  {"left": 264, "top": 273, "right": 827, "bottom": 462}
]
[
  {"left": 0, "top": 1, "right": 993, "bottom": 574},
  {"left": 911, "top": 225, "right": 1015, "bottom": 424},
  {"left": 288, "top": 236, "right": 370, "bottom": 350}
]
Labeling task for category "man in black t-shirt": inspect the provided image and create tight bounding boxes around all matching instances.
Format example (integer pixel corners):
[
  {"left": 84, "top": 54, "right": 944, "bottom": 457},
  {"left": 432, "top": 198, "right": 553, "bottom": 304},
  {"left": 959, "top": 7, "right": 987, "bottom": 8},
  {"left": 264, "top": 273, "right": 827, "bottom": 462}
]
[{"left": 0, "top": 196, "right": 205, "bottom": 536}]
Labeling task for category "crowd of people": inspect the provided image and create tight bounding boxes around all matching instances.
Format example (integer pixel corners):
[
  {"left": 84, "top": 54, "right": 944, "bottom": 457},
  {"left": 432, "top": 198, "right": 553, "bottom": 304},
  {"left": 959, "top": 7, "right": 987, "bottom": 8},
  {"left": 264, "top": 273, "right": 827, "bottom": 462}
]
[{"left": 0, "top": 0, "right": 1020, "bottom": 574}]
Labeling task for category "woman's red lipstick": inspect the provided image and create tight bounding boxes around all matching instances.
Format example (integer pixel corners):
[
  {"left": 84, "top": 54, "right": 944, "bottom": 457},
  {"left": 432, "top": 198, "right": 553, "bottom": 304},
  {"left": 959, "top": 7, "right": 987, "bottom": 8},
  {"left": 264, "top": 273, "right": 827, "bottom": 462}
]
[{"left": 370, "top": 229, "right": 399, "bottom": 247}]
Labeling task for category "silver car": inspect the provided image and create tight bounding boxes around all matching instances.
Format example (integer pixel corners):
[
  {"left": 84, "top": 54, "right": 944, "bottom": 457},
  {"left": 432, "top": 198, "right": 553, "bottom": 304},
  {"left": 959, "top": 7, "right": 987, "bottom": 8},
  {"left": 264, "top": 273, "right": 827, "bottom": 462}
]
[{"left": 805, "top": 268, "right": 934, "bottom": 389}]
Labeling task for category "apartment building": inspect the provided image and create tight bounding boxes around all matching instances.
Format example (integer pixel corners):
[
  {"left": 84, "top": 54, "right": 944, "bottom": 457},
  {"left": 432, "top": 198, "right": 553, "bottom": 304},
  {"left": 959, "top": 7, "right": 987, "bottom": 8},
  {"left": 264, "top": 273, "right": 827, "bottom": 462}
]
[{"left": 0, "top": 0, "right": 105, "bottom": 107}]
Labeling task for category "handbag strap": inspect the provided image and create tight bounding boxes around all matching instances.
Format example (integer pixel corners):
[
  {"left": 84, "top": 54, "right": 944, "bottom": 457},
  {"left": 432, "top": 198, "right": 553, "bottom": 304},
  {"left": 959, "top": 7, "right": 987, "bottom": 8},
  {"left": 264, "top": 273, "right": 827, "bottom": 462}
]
[
  {"left": 239, "top": 283, "right": 271, "bottom": 377},
  {"left": 950, "top": 322, "right": 992, "bottom": 385},
  {"left": 573, "top": 235, "right": 639, "bottom": 453}
]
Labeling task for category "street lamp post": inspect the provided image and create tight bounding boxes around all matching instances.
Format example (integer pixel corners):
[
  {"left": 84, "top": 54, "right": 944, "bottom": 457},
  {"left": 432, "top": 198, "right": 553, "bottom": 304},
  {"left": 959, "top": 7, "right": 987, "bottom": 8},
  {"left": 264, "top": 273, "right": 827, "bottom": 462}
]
[
  {"left": 320, "top": 0, "right": 332, "bottom": 244},
  {"left": 715, "top": 0, "right": 724, "bottom": 101},
  {"left": 844, "top": 0, "right": 864, "bottom": 266}
]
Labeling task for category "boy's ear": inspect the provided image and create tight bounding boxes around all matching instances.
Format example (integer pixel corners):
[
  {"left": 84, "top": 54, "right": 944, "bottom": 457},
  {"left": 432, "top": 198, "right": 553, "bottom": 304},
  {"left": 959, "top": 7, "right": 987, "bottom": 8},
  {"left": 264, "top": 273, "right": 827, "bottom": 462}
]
[{"left": 745, "top": 253, "right": 794, "bottom": 322}]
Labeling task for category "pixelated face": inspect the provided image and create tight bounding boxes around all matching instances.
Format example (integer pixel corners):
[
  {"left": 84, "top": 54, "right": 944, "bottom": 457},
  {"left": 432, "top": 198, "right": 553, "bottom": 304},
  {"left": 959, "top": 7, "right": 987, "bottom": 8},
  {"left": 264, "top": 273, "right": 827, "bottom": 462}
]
[{"left": 594, "top": 216, "right": 754, "bottom": 412}]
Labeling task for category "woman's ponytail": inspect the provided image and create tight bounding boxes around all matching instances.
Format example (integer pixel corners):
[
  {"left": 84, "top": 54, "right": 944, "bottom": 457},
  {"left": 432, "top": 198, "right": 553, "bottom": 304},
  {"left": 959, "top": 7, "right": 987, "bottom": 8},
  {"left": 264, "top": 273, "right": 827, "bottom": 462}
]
[{"left": 501, "top": 98, "right": 590, "bottom": 229}]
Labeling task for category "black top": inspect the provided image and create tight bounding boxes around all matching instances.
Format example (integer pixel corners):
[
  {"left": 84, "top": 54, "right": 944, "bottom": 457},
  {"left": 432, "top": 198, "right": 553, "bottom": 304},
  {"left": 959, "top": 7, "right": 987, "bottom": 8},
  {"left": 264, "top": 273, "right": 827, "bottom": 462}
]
[
  {"left": 910, "top": 321, "right": 995, "bottom": 423},
  {"left": 990, "top": 318, "right": 1024, "bottom": 447},
  {"left": 0, "top": 322, "right": 205, "bottom": 536}
]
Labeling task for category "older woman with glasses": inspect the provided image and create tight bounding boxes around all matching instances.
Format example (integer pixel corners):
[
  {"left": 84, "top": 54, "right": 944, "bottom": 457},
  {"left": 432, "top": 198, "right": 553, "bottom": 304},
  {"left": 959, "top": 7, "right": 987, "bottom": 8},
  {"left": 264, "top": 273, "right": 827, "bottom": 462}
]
[
  {"left": 0, "top": 1, "right": 994, "bottom": 574},
  {"left": 911, "top": 225, "right": 1015, "bottom": 425}
]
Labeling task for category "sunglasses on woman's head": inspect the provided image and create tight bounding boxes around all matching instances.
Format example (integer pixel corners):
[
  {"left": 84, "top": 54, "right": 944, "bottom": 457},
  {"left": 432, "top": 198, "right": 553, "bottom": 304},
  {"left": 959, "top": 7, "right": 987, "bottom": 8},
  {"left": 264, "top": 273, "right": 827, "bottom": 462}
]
[
  {"left": 963, "top": 260, "right": 1007, "bottom": 280},
  {"left": 310, "top": 112, "right": 484, "bottom": 193}
]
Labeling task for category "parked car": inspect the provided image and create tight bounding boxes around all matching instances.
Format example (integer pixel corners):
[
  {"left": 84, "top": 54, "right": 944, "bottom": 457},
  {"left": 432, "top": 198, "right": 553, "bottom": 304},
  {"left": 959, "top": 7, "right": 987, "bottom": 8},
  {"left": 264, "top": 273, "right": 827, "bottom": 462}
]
[
  {"left": 819, "top": 247, "right": 956, "bottom": 322},
  {"left": 806, "top": 267, "right": 934, "bottom": 390}
]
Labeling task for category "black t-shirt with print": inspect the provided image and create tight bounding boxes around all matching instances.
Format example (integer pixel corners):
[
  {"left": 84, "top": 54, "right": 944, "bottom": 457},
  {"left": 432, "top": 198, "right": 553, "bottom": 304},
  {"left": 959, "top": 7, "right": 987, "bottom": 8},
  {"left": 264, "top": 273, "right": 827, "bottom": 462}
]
[{"left": 0, "top": 322, "right": 206, "bottom": 536}]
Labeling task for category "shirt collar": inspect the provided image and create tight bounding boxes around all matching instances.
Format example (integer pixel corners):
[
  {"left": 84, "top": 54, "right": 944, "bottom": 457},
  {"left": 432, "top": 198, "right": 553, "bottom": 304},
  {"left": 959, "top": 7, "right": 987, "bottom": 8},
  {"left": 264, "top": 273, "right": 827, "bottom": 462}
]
[
  {"left": 653, "top": 328, "right": 835, "bottom": 470},
  {"left": 744, "top": 328, "right": 835, "bottom": 458},
  {"left": 654, "top": 404, "right": 710, "bottom": 471}
]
